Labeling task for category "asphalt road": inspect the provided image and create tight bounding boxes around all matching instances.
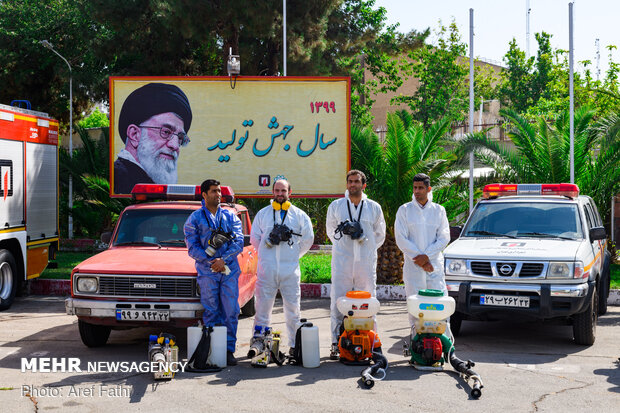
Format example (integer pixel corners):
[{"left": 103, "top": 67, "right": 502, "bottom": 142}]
[{"left": 0, "top": 296, "right": 618, "bottom": 412}]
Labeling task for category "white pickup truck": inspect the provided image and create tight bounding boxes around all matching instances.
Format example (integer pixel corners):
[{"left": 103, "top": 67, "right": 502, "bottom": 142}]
[{"left": 444, "top": 183, "right": 611, "bottom": 345}]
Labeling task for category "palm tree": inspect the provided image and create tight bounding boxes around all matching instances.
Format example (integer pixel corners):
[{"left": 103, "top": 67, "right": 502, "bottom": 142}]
[
  {"left": 458, "top": 107, "right": 620, "bottom": 226},
  {"left": 352, "top": 111, "right": 455, "bottom": 284},
  {"left": 60, "top": 127, "right": 130, "bottom": 237}
]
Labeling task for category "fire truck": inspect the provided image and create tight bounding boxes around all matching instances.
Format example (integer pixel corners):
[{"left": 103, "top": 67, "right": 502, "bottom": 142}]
[{"left": 0, "top": 102, "right": 59, "bottom": 310}]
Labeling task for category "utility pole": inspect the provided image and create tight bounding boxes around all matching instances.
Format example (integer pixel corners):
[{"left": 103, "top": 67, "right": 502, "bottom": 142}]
[
  {"left": 41, "top": 40, "right": 73, "bottom": 239},
  {"left": 569, "top": 3, "right": 575, "bottom": 184},
  {"left": 469, "top": 9, "right": 475, "bottom": 214},
  {"left": 526, "top": 0, "right": 531, "bottom": 58}
]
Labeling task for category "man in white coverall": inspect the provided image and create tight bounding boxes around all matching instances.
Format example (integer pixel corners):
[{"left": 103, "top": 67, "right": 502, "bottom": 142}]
[
  {"left": 250, "top": 178, "right": 314, "bottom": 351},
  {"left": 326, "top": 170, "right": 386, "bottom": 358},
  {"left": 395, "top": 173, "right": 451, "bottom": 331}
]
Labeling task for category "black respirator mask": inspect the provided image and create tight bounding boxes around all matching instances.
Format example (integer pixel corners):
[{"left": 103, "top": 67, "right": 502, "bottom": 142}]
[
  {"left": 206, "top": 229, "right": 233, "bottom": 257},
  {"left": 335, "top": 220, "right": 364, "bottom": 241},
  {"left": 266, "top": 224, "right": 299, "bottom": 248}
]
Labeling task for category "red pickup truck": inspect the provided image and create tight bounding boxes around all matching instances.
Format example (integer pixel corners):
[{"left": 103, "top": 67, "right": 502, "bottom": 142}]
[{"left": 65, "top": 184, "right": 258, "bottom": 347}]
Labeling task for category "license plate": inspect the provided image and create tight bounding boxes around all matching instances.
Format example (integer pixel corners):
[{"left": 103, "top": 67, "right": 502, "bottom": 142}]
[
  {"left": 480, "top": 294, "right": 530, "bottom": 308},
  {"left": 116, "top": 309, "right": 170, "bottom": 321}
]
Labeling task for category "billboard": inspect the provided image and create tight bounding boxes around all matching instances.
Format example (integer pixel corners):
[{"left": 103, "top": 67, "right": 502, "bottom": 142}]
[{"left": 109, "top": 76, "right": 350, "bottom": 197}]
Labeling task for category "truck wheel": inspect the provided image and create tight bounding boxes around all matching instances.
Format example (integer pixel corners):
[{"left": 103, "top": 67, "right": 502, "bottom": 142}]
[
  {"left": 241, "top": 295, "right": 256, "bottom": 317},
  {"left": 573, "top": 284, "right": 597, "bottom": 346},
  {"left": 450, "top": 311, "right": 463, "bottom": 337},
  {"left": 598, "top": 257, "right": 611, "bottom": 316},
  {"left": 0, "top": 249, "right": 18, "bottom": 311},
  {"left": 78, "top": 320, "right": 111, "bottom": 347}
]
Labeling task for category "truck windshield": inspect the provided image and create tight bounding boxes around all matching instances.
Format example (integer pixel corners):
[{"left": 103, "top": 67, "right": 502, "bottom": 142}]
[
  {"left": 463, "top": 202, "right": 584, "bottom": 240},
  {"left": 113, "top": 209, "right": 193, "bottom": 247}
]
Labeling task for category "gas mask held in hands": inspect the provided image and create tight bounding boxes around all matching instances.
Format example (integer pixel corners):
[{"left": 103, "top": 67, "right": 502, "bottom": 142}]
[
  {"left": 266, "top": 224, "right": 300, "bottom": 248},
  {"left": 205, "top": 229, "right": 233, "bottom": 257},
  {"left": 335, "top": 220, "right": 366, "bottom": 243}
]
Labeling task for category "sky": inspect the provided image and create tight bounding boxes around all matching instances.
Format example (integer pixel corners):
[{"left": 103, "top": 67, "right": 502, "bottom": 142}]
[{"left": 374, "top": 0, "right": 619, "bottom": 77}]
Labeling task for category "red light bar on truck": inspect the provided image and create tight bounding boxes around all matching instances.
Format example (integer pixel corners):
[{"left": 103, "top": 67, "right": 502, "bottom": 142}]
[
  {"left": 131, "top": 184, "right": 201, "bottom": 201},
  {"left": 131, "top": 184, "right": 235, "bottom": 202},
  {"left": 483, "top": 183, "right": 579, "bottom": 199}
]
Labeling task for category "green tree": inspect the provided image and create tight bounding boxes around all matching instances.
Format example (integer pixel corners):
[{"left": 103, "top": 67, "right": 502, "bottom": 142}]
[
  {"left": 60, "top": 127, "right": 130, "bottom": 237},
  {"left": 498, "top": 32, "right": 558, "bottom": 114},
  {"left": 0, "top": 0, "right": 111, "bottom": 125},
  {"left": 498, "top": 39, "right": 534, "bottom": 112},
  {"left": 78, "top": 108, "right": 109, "bottom": 128},
  {"left": 2, "top": 0, "right": 427, "bottom": 127},
  {"left": 459, "top": 107, "right": 620, "bottom": 226},
  {"left": 351, "top": 112, "right": 455, "bottom": 283},
  {"left": 498, "top": 33, "right": 620, "bottom": 118},
  {"left": 391, "top": 21, "right": 498, "bottom": 128}
]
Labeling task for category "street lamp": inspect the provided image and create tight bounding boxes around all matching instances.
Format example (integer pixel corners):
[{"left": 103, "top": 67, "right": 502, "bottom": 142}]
[{"left": 41, "top": 40, "right": 73, "bottom": 239}]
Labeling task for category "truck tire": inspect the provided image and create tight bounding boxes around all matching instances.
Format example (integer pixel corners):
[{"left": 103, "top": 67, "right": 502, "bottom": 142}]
[
  {"left": 78, "top": 320, "right": 111, "bottom": 347},
  {"left": 598, "top": 255, "right": 611, "bottom": 316},
  {"left": 573, "top": 284, "right": 597, "bottom": 346},
  {"left": 241, "top": 295, "right": 256, "bottom": 317},
  {"left": 0, "top": 249, "right": 18, "bottom": 311},
  {"left": 450, "top": 311, "right": 463, "bottom": 336}
]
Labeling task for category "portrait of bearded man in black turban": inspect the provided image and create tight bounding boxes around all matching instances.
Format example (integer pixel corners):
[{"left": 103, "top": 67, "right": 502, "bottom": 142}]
[{"left": 114, "top": 83, "right": 193, "bottom": 194}]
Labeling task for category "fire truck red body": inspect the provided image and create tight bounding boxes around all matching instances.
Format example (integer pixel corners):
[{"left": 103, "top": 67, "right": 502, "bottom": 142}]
[{"left": 0, "top": 103, "right": 59, "bottom": 310}]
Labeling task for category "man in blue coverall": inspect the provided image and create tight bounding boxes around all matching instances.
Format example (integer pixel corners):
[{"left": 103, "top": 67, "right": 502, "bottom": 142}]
[{"left": 184, "top": 179, "right": 244, "bottom": 366}]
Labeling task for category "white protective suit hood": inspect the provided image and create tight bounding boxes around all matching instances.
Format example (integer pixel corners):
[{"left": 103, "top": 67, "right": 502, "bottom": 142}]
[
  {"left": 326, "top": 190, "right": 386, "bottom": 341},
  {"left": 395, "top": 198, "right": 450, "bottom": 328},
  {"left": 250, "top": 202, "right": 314, "bottom": 347}
]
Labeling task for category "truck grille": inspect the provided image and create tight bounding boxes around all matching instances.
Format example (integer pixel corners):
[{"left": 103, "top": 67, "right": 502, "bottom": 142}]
[
  {"left": 471, "top": 261, "right": 492, "bottom": 276},
  {"left": 469, "top": 261, "right": 545, "bottom": 277},
  {"left": 519, "top": 263, "right": 544, "bottom": 277},
  {"left": 98, "top": 276, "right": 196, "bottom": 298}
]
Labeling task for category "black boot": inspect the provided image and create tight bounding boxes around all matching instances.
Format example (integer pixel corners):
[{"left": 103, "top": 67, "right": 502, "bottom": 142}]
[{"left": 227, "top": 351, "right": 238, "bottom": 366}]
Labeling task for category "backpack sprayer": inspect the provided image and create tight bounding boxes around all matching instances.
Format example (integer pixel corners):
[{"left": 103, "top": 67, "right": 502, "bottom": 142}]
[
  {"left": 403, "top": 289, "right": 483, "bottom": 398},
  {"left": 335, "top": 291, "right": 388, "bottom": 388},
  {"left": 148, "top": 333, "right": 178, "bottom": 380},
  {"left": 247, "top": 326, "right": 286, "bottom": 367}
]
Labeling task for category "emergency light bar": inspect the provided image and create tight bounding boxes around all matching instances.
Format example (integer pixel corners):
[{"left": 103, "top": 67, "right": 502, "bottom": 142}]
[
  {"left": 131, "top": 184, "right": 235, "bottom": 202},
  {"left": 483, "top": 183, "right": 579, "bottom": 199}
]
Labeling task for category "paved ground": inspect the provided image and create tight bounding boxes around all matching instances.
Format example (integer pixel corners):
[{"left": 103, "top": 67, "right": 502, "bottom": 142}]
[{"left": 0, "top": 296, "right": 618, "bottom": 412}]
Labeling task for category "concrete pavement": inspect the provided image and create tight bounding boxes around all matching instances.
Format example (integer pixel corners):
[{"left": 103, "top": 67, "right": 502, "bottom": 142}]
[{"left": 0, "top": 295, "right": 619, "bottom": 412}]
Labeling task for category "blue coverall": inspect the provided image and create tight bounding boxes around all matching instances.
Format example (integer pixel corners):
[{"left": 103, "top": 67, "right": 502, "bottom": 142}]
[{"left": 184, "top": 201, "right": 244, "bottom": 352}]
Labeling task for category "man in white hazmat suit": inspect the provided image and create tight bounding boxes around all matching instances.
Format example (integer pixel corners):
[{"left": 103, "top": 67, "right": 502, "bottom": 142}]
[
  {"left": 326, "top": 170, "right": 386, "bottom": 358},
  {"left": 395, "top": 173, "right": 451, "bottom": 332},
  {"left": 250, "top": 178, "right": 314, "bottom": 351}
]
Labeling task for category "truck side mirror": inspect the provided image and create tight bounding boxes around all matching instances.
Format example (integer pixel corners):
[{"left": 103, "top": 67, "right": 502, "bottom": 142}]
[
  {"left": 244, "top": 234, "right": 251, "bottom": 247},
  {"left": 450, "top": 226, "right": 462, "bottom": 243},
  {"left": 101, "top": 232, "right": 112, "bottom": 244},
  {"left": 589, "top": 226, "right": 606, "bottom": 241}
]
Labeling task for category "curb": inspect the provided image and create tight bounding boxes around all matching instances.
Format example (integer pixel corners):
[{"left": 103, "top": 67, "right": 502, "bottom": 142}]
[
  {"left": 28, "top": 279, "right": 70, "bottom": 296},
  {"left": 28, "top": 279, "right": 620, "bottom": 306}
]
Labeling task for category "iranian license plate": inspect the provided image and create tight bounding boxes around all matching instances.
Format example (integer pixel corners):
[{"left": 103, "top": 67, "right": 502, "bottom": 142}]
[
  {"left": 480, "top": 294, "right": 530, "bottom": 308},
  {"left": 116, "top": 309, "right": 170, "bottom": 321}
]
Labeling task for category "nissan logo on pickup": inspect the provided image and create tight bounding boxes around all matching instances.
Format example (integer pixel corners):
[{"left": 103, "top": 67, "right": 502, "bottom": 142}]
[
  {"left": 499, "top": 264, "right": 514, "bottom": 275},
  {"left": 134, "top": 283, "right": 156, "bottom": 289}
]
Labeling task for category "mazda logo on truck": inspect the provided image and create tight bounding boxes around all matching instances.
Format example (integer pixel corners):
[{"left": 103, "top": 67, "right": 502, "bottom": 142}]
[{"left": 134, "top": 283, "right": 156, "bottom": 289}]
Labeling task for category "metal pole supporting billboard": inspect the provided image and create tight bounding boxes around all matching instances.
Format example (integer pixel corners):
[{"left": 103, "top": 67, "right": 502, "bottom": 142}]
[
  {"left": 569, "top": 2, "right": 575, "bottom": 184},
  {"left": 469, "top": 9, "right": 475, "bottom": 214},
  {"left": 41, "top": 40, "right": 73, "bottom": 239},
  {"left": 283, "top": 0, "right": 287, "bottom": 76}
]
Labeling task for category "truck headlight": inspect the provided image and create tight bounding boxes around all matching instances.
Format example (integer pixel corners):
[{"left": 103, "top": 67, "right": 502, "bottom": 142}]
[
  {"left": 547, "top": 262, "right": 572, "bottom": 278},
  {"left": 76, "top": 277, "right": 98, "bottom": 292},
  {"left": 445, "top": 259, "right": 467, "bottom": 275}
]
